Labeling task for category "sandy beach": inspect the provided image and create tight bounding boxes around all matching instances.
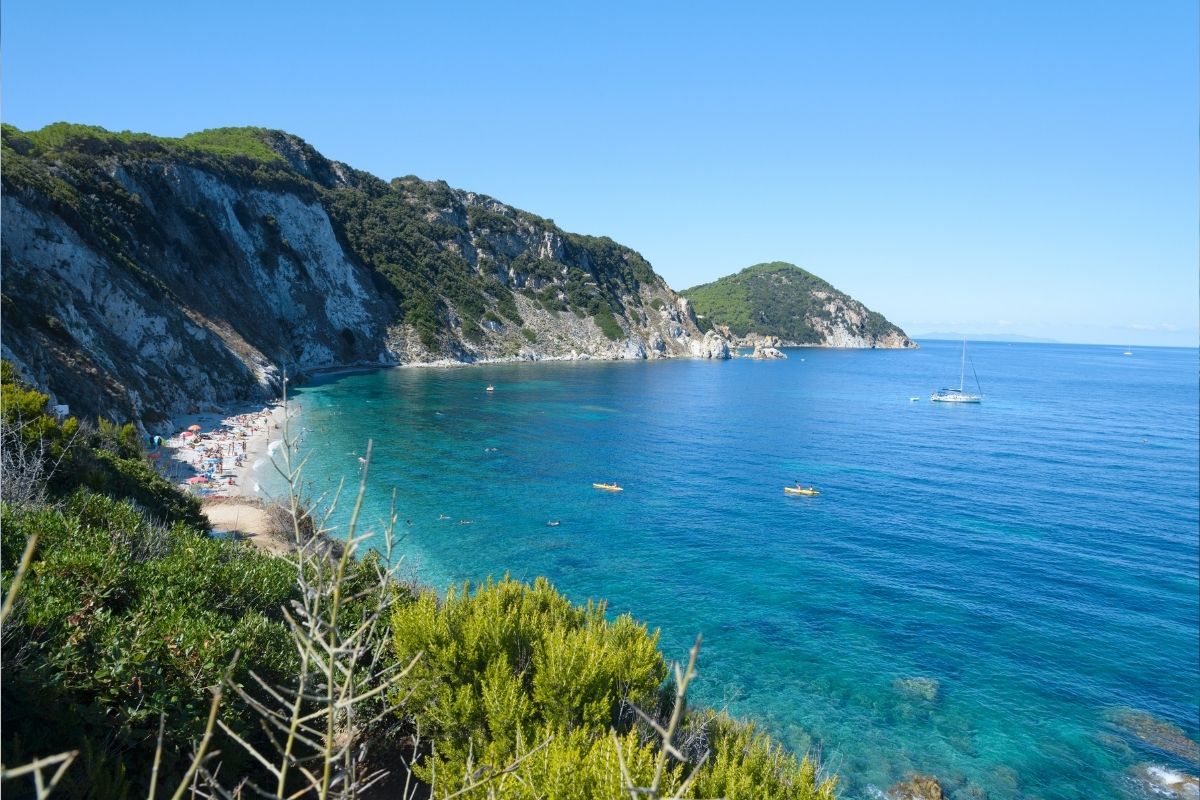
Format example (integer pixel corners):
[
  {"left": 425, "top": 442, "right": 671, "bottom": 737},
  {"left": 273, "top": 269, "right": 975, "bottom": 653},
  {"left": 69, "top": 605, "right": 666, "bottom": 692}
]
[{"left": 158, "top": 401, "right": 299, "bottom": 553}]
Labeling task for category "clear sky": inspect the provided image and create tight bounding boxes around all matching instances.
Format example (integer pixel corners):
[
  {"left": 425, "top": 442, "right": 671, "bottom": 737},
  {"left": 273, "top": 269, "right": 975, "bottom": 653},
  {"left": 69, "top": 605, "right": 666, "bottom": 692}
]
[{"left": 3, "top": 1, "right": 1196, "bottom": 345}]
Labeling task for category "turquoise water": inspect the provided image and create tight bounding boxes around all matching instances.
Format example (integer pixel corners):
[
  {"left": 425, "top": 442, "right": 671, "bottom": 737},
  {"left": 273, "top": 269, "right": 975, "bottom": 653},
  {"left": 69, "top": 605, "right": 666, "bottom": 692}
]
[{"left": 263, "top": 341, "right": 1199, "bottom": 799}]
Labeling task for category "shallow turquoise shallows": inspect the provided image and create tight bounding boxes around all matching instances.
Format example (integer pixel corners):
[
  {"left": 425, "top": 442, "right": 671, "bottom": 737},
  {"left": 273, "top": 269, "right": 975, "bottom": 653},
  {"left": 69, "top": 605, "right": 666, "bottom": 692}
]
[{"left": 262, "top": 341, "right": 1199, "bottom": 799}]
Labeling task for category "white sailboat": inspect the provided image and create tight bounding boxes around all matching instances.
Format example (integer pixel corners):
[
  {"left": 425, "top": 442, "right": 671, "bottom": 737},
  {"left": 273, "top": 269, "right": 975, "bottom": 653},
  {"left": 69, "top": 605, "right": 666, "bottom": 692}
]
[{"left": 931, "top": 340, "right": 983, "bottom": 403}]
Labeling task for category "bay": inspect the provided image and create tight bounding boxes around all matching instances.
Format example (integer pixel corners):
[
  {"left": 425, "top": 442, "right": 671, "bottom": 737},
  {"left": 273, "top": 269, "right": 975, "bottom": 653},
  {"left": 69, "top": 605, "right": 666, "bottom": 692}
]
[{"left": 262, "top": 340, "right": 1200, "bottom": 799}]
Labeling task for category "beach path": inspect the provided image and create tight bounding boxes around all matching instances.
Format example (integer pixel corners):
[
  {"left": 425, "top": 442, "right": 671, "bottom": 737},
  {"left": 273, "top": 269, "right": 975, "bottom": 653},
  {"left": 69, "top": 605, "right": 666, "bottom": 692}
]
[{"left": 202, "top": 500, "right": 288, "bottom": 556}]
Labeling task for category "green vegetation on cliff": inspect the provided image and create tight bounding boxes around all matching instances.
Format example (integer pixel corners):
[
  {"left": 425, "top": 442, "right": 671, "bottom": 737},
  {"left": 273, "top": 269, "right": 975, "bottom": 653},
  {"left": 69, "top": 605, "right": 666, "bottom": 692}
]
[
  {"left": 2, "top": 122, "right": 661, "bottom": 366},
  {"left": 682, "top": 262, "right": 908, "bottom": 345}
]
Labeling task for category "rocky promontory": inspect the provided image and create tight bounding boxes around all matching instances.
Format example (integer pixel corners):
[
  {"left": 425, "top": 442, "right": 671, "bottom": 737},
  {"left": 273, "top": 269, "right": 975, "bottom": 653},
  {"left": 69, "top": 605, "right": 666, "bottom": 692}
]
[{"left": 683, "top": 262, "right": 916, "bottom": 349}]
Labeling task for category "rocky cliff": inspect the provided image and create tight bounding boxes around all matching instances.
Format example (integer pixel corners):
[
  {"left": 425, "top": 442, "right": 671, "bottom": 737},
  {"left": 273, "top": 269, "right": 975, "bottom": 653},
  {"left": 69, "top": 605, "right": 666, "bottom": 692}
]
[
  {"left": 1, "top": 124, "right": 718, "bottom": 427},
  {"left": 682, "top": 262, "right": 915, "bottom": 349}
]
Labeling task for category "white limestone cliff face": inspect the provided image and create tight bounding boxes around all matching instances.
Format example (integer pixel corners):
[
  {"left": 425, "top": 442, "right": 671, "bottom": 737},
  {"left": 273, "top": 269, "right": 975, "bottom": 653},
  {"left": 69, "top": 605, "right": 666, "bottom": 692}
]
[
  {"left": 725, "top": 300, "right": 914, "bottom": 350},
  {"left": 807, "top": 291, "right": 915, "bottom": 348},
  {"left": 2, "top": 166, "right": 396, "bottom": 425},
  {"left": 3, "top": 154, "right": 725, "bottom": 426}
]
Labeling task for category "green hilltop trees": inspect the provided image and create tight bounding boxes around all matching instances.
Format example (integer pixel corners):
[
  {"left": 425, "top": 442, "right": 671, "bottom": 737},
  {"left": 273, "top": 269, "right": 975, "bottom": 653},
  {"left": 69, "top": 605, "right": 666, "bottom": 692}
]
[{"left": 682, "top": 262, "right": 904, "bottom": 344}]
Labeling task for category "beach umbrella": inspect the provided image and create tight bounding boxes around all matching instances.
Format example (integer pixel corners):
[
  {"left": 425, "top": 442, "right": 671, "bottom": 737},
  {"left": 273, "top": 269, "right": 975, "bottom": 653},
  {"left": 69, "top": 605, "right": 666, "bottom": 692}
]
[{"left": 188, "top": 424, "right": 202, "bottom": 432}]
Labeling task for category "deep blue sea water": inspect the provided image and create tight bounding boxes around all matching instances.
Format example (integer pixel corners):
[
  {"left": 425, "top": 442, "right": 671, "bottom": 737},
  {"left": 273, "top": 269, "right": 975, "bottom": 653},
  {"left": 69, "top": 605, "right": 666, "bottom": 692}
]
[{"left": 261, "top": 341, "right": 1199, "bottom": 799}]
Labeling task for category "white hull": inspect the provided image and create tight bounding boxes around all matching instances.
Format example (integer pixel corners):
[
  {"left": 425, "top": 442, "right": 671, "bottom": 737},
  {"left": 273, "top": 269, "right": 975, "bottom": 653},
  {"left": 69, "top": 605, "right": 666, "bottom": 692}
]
[{"left": 932, "top": 341, "right": 984, "bottom": 403}]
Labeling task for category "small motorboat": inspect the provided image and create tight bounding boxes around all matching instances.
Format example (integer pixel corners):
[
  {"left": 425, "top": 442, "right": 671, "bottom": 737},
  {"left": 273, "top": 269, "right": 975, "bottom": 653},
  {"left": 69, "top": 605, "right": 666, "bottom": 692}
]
[
  {"left": 593, "top": 483, "right": 623, "bottom": 492},
  {"left": 784, "top": 486, "right": 820, "bottom": 496},
  {"left": 486, "top": 384, "right": 495, "bottom": 393},
  {"left": 547, "top": 520, "right": 561, "bottom": 527}
]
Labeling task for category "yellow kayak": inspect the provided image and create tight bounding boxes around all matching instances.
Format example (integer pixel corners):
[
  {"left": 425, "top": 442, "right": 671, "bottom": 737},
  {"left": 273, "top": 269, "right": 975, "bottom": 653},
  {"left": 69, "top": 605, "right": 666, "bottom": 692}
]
[
  {"left": 784, "top": 486, "right": 820, "bottom": 496},
  {"left": 593, "top": 483, "right": 624, "bottom": 492}
]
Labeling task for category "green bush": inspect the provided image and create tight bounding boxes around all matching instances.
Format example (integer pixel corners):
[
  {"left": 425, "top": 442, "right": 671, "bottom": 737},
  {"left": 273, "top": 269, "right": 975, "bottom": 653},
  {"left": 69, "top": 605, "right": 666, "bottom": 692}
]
[
  {"left": 1, "top": 362, "right": 204, "bottom": 527},
  {"left": 0, "top": 494, "right": 296, "bottom": 796},
  {"left": 521, "top": 327, "right": 538, "bottom": 344},
  {"left": 592, "top": 305, "right": 624, "bottom": 341},
  {"left": 686, "top": 710, "right": 837, "bottom": 800},
  {"left": 390, "top": 576, "right": 837, "bottom": 799},
  {"left": 392, "top": 576, "right": 665, "bottom": 785}
]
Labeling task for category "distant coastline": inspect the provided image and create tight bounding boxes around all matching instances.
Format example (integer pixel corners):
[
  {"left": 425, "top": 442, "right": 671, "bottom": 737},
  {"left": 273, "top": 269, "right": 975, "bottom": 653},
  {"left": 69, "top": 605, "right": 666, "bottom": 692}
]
[{"left": 913, "top": 332, "right": 1061, "bottom": 343}]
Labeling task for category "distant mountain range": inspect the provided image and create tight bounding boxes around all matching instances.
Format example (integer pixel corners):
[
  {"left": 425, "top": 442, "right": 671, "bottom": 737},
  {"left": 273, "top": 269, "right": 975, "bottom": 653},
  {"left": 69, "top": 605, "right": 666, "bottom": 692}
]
[
  {"left": 913, "top": 332, "right": 1061, "bottom": 344},
  {"left": 681, "top": 262, "right": 915, "bottom": 348}
]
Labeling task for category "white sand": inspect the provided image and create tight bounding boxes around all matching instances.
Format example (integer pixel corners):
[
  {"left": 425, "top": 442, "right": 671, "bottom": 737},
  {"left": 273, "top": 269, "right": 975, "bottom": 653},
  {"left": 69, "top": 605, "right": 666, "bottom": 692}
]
[
  {"left": 159, "top": 402, "right": 297, "bottom": 501},
  {"left": 200, "top": 499, "right": 289, "bottom": 556}
]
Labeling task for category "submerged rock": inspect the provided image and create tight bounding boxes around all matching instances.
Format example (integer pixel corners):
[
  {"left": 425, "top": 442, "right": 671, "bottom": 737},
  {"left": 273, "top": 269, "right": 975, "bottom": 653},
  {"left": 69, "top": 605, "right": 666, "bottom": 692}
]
[
  {"left": 1107, "top": 708, "right": 1200, "bottom": 764},
  {"left": 888, "top": 774, "right": 944, "bottom": 800},
  {"left": 893, "top": 676, "right": 940, "bottom": 702}
]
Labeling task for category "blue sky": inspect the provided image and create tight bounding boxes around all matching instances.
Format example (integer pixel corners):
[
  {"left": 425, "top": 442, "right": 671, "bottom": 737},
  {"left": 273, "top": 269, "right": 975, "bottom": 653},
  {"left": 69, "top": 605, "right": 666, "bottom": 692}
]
[{"left": 3, "top": 1, "right": 1196, "bottom": 345}]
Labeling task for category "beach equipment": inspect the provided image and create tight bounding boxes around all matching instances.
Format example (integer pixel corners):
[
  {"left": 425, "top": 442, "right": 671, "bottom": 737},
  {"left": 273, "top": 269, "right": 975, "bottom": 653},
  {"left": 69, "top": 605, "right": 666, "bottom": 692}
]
[
  {"left": 188, "top": 424, "right": 202, "bottom": 432},
  {"left": 186, "top": 476, "right": 208, "bottom": 484}
]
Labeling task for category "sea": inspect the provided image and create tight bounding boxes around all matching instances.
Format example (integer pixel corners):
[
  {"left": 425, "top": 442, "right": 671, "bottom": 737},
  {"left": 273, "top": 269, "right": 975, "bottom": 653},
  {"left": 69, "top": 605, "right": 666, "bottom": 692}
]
[{"left": 258, "top": 340, "right": 1200, "bottom": 800}]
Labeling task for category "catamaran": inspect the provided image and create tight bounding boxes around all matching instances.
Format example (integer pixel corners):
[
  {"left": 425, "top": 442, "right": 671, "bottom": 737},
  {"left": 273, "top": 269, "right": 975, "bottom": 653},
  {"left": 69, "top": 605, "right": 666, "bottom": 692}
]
[{"left": 931, "top": 341, "right": 983, "bottom": 403}]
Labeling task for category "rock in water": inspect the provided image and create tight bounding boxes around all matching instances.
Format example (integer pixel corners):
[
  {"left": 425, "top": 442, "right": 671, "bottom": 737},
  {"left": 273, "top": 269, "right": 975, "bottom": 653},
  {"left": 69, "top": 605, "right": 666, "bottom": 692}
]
[
  {"left": 750, "top": 345, "right": 787, "bottom": 359},
  {"left": 689, "top": 330, "right": 731, "bottom": 360},
  {"left": 1107, "top": 708, "right": 1200, "bottom": 764},
  {"left": 888, "top": 774, "right": 944, "bottom": 800},
  {"left": 892, "top": 676, "right": 940, "bottom": 702}
]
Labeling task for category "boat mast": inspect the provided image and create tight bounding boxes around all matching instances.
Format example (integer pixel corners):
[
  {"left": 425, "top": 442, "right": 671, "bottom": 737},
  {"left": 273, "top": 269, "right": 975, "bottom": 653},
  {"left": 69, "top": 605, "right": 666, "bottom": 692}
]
[{"left": 959, "top": 340, "right": 966, "bottom": 391}]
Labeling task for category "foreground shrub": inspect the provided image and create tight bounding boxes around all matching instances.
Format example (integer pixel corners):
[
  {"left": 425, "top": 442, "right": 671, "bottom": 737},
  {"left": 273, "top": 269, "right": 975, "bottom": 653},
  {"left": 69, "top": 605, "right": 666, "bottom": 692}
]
[
  {"left": 392, "top": 576, "right": 665, "bottom": 785},
  {"left": 0, "top": 361, "right": 204, "bottom": 527},
  {"left": 391, "top": 576, "right": 838, "bottom": 799},
  {"left": 0, "top": 493, "right": 296, "bottom": 796}
]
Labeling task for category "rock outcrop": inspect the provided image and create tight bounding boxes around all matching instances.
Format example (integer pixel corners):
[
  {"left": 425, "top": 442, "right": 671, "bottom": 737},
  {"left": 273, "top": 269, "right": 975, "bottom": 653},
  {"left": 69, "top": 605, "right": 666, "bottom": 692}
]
[
  {"left": 1, "top": 124, "right": 724, "bottom": 426},
  {"left": 892, "top": 676, "right": 940, "bottom": 702},
  {"left": 689, "top": 330, "right": 732, "bottom": 360},
  {"left": 1106, "top": 708, "right": 1200, "bottom": 764},
  {"left": 887, "top": 774, "right": 944, "bottom": 800}
]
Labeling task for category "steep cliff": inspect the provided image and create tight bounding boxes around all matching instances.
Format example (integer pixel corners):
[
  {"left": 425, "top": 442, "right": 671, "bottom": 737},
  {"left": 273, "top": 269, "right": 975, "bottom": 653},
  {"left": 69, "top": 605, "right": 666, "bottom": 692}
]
[
  {"left": 682, "top": 262, "right": 915, "bottom": 348},
  {"left": 1, "top": 124, "right": 715, "bottom": 426}
]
